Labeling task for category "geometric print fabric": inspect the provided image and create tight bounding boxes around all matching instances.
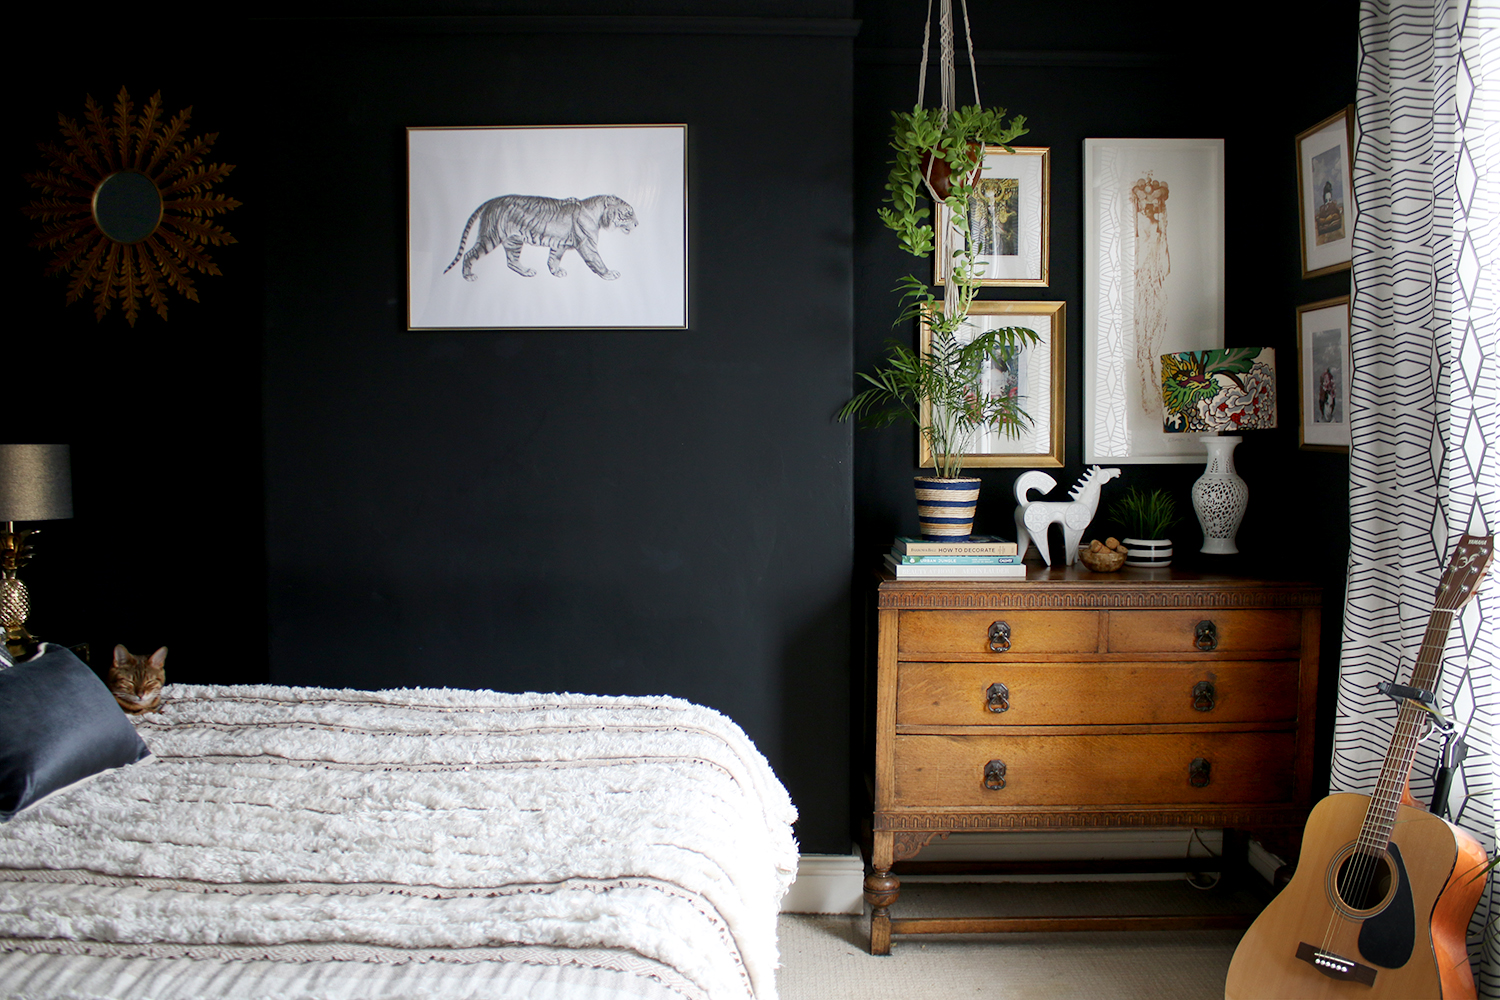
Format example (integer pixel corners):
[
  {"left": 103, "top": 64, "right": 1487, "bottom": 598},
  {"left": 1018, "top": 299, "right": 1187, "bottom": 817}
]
[{"left": 1342, "top": 1, "right": 1500, "bottom": 992}]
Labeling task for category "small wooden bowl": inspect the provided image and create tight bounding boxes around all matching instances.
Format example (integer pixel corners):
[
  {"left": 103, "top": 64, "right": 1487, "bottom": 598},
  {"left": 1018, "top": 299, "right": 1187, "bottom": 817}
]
[{"left": 1078, "top": 545, "right": 1127, "bottom": 572}]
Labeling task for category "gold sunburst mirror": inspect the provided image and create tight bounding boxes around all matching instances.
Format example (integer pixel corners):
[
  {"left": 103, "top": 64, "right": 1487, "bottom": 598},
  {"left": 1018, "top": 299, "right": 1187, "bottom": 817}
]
[{"left": 23, "top": 87, "right": 240, "bottom": 325}]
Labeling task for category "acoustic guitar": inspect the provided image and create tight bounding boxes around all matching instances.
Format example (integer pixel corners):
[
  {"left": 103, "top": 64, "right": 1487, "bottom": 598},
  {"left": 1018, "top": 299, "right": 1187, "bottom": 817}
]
[{"left": 1225, "top": 533, "right": 1494, "bottom": 999}]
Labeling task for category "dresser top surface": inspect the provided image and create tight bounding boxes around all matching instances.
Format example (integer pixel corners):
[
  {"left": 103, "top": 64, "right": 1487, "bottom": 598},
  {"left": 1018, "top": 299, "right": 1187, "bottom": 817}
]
[{"left": 877, "top": 563, "right": 1322, "bottom": 609}]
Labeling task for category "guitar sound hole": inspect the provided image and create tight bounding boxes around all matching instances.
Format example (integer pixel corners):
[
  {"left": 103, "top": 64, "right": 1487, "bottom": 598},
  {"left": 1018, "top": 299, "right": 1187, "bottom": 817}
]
[{"left": 1335, "top": 851, "right": 1393, "bottom": 911}]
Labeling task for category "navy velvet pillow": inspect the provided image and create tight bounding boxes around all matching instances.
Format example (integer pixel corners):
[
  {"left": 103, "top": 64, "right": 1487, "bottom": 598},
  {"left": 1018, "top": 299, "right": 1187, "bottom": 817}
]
[{"left": 0, "top": 643, "right": 152, "bottom": 820}]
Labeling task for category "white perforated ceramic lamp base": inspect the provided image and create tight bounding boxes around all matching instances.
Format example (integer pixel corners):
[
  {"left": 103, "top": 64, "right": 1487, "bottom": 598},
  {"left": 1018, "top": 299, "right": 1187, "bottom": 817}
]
[{"left": 1191, "top": 435, "right": 1248, "bottom": 554}]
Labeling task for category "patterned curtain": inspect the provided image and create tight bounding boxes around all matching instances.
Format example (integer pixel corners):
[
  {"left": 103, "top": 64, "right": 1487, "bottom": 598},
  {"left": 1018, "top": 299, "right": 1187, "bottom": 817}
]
[{"left": 1335, "top": 0, "right": 1500, "bottom": 990}]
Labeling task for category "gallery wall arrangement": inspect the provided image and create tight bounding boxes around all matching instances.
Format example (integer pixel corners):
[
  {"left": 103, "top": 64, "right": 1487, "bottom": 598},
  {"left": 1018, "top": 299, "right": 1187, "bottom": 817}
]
[{"left": 7, "top": 0, "right": 1358, "bottom": 854}]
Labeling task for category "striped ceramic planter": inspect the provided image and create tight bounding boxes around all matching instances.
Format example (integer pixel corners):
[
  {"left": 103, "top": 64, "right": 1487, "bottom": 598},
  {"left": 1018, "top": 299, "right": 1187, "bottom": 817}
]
[
  {"left": 913, "top": 476, "right": 981, "bottom": 540},
  {"left": 1122, "top": 537, "right": 1173, "bottom": 568}
]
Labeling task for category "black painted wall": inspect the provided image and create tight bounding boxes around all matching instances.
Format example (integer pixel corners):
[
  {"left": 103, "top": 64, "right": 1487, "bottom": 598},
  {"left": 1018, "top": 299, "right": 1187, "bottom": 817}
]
[
  {"left": 257, "top": 17, "right": 857, "bottom": 855},
  {"left": 8, "top": 54, "right": 267, "bottom": 685},
  {"left": 8, "top": 0, "right": 1357, "bottom": 855}
]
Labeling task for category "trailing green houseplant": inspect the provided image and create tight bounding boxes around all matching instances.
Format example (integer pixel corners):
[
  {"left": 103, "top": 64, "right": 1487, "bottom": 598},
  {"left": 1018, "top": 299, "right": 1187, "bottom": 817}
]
[
  {"left": 880, "top": 105, "right": 1032, "bottom": 354},
  {"left": 839, "top": 103, "right": 1039, "bottom": 480}
]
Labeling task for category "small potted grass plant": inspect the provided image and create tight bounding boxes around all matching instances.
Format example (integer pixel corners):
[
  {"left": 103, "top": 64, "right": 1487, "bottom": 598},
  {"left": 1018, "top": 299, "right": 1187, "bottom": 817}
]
[{"left": 1108, "top": 486, "right": 1181, "bottom": 568}]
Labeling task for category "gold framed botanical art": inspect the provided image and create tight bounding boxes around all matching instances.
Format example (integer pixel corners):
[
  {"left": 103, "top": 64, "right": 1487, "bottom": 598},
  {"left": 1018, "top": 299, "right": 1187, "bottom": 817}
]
[
  {"left": 22, "top": 88, "right": 239, "bottom": 326},
  {"left": 1296, "top": 107, "right": 1355, "bottom": 279},
  {"left": 934, "top": 146, "right": 1050, "bottom": 287},
  {"left": 1296, "top": 295, "right": 1352, "bottom": 452},
  {"left": 919, "top": 300, "right": 1066, "bottom": 468}
]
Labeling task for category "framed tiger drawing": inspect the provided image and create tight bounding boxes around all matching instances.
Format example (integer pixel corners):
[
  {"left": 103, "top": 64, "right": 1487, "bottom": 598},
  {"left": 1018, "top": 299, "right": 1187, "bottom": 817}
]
[{"left": 407, "top": 125, "right": 686, "bottom": 331}]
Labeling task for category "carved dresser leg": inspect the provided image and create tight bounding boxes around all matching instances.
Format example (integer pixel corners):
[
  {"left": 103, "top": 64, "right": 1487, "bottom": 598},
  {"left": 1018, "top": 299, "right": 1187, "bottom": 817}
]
[{"left": 864, "top": 870, "right": 900, "bottom": 955}]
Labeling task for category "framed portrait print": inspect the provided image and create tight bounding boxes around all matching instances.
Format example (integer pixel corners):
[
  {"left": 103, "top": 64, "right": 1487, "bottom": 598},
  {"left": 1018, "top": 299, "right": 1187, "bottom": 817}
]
[
  {"left": 1296, "top": 295, "right": 1352, "bottom": 452},
  {"left": 1296, "top": 107, "right": 1355, "bottom": 278},
  {"left": 407, "top": 125, "right": 687, "bottom": 330},
  {"left": 934, "top": 146, "right": 1050, "bottom": 286},
  {"left": 1083, "top": 138, "right": 1225, "bottom": 464},
  {"left": 919, "top": 300, "right": 1066, "bottom": 468}
]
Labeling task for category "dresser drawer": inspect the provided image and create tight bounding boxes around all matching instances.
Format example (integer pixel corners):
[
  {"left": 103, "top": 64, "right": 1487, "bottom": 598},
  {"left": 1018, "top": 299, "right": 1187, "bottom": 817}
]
[
  {"left": 1107, "top": 609, "right": 1303, "bottom": 654},
  {"left": 895, "top": 660, "right": 1300, "bottom": 727},
  {"left": 898, "top": 611, "right": 1098, "bottom": 656},
  {"left": 890, "top": 732, "right": 1295, "bottom": 808}
]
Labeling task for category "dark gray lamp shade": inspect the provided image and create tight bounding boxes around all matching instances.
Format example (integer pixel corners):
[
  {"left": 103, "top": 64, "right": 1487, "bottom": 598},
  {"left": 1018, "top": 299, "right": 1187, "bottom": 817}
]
[{"left": 0, "top": 445, "right": 73, "bottom": 522}]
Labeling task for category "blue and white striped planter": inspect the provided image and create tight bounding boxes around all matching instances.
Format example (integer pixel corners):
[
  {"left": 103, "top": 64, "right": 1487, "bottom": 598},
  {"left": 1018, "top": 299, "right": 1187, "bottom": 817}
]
[
  {"left": 913, "top": 476, "right": 981, "bottom": 541},
  {"left": 1122, "top": 537, "right": 1173, "bottom": 568}
]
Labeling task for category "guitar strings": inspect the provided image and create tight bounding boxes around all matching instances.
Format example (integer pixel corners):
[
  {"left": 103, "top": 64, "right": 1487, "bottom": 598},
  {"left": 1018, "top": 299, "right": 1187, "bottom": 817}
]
[{"left": 1318, "top": 609, "right": 1454, "bottom": 958}]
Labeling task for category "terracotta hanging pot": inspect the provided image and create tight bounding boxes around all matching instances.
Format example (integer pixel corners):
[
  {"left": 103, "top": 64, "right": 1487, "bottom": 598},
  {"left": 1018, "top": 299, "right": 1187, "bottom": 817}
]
[{"left": 919, "top": 144, "right": 981, "bottom": 201}]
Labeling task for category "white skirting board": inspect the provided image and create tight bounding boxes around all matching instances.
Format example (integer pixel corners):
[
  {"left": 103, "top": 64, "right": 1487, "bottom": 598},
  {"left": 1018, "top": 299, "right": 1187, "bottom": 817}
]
[
  {"left": 780, "top": 831, "right": 1287, "bottom": 914},
  {"left": 781, "top": 852, "right": 867, "bottom": 915}
]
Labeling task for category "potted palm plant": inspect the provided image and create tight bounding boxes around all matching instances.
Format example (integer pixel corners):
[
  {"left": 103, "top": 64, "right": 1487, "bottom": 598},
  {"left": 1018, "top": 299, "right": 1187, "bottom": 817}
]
[
  {"left": 839, "top": 104, "right": 1036, "bottom": 541},
  {"left": 1107, "top": 486, "right": 1182, "bottom": 568}
]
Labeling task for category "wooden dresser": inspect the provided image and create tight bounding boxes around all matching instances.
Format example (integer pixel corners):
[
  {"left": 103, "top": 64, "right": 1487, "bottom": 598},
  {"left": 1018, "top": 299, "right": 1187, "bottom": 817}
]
[{"left": 864, "top": 563, "right": 1321, "bottom": 954}]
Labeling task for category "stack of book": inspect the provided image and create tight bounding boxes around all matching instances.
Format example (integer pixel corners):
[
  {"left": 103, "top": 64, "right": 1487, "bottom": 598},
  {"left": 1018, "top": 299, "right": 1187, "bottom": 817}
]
[{"left": 883, "top": 536, "right": 1025, "bottom": 579}]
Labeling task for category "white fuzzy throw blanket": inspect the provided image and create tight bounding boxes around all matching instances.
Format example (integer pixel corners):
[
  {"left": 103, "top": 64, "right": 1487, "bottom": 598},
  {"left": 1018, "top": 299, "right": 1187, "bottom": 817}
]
[{"left": 0, "top": 685, "right": 798, "bottom": 1000}]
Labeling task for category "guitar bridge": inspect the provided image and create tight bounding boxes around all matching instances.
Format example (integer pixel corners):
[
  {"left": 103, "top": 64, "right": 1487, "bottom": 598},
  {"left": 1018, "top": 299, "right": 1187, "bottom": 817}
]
[{"left": 1296, "top": 942, "right": 1377, "bottom": 986}]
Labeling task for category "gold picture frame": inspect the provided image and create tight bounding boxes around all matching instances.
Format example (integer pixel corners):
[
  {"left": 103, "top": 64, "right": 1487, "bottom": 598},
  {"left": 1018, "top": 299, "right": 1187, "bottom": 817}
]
[
  {"left": 1296, "top": 107, "right": 1355, "bottom": 279},
  {"left": 934, "top": 146, "right": 1050, "bottom": 287},
  {"left": 918, "top": 300, "right": 1066, "bottom": 468},
  {"left": 1296, "top": 295, "right": 1352, "bottom": 453}
]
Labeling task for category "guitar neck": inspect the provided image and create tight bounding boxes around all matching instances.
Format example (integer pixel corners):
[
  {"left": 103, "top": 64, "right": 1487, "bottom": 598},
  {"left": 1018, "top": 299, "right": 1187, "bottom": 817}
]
[
  {"left": 1357, "top": 609, "right": 1456, "bottom": 854},
  {"left": 1355, "top": 533, "right": 1493, "bottom": 854}
]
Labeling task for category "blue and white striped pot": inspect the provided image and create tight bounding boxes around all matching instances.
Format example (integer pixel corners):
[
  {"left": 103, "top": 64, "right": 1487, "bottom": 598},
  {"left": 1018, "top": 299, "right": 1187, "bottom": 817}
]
[
  {"left": 1122, "top": 537, "right": 1173, "bottom": 568},
  {"left": 913, "top": 476, "right": 981, "bottom": 541}
]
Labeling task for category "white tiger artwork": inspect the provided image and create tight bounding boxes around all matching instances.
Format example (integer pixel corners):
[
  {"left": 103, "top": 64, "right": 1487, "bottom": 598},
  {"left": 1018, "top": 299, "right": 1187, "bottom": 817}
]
[{"left": 443, "top": 194, "right": 638, "bottom": 282}]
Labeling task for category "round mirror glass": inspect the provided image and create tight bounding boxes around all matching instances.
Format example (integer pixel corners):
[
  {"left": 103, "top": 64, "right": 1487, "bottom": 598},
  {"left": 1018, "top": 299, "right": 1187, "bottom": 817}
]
[{"left": 92, "top": 171, "right": 163, "bottom": 244}]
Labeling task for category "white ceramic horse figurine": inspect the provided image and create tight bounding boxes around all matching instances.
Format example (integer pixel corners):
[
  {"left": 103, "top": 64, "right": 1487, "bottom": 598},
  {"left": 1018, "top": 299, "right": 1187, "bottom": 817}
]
[{"left": 1013, "top": 466, "right": 1122, "bottom": 566}]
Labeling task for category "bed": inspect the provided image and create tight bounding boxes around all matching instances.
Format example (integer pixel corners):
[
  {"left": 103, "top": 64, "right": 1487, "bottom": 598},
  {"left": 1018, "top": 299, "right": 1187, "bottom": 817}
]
[{"left": 0, "top": 645, "right": 797, "bottom": 1000}]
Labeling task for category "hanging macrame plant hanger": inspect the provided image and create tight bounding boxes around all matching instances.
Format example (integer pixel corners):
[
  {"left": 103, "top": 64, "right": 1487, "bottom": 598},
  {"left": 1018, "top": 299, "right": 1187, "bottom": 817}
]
[{"left": 916, "top": 0, "right": 983, "bottom": 316}]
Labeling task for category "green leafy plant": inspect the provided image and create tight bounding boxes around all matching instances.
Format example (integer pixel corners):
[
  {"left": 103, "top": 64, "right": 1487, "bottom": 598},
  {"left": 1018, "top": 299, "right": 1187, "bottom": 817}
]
[
  {"left": 839, "top": 103, "right": 1039, "bottom": 479},
  {"left": 1108, "top": 486, "right": 1181, "bottom": 540},
  {"left": 838, "top": 327, "right": 1033, "bottom": 478},
  {"left": 879, "top": 105, "right": 1030, "bottom": 341}
]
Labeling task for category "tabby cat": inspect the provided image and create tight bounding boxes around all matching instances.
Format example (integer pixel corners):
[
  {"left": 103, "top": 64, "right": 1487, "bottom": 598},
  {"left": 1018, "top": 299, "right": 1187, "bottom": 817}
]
[{"left": 108, "top": 644, "right": 166, "bottom": 714}]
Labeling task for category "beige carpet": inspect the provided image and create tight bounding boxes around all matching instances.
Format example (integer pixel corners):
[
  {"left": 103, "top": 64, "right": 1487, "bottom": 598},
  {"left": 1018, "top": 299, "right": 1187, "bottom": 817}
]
[{"left": 777, "top": 880, "right": 1256, "bottom": 999}]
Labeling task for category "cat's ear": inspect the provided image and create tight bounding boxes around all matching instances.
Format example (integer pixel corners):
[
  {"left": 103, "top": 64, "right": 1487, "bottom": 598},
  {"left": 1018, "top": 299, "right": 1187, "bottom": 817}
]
[
  {"left": 113, "top": 644, "right": 132, "bottom": 666},
  {"left": 148, "top": 647, "right": 167, "bottom": 669}
]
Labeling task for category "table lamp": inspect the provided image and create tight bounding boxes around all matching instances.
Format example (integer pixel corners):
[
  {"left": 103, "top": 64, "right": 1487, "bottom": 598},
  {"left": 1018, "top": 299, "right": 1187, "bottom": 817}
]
[
  {"left": 0, "top": 444, "right": 73, "bottom": 659},
  {"left": 1159, "top": 349, "right": 1277, "bottom": 554}
]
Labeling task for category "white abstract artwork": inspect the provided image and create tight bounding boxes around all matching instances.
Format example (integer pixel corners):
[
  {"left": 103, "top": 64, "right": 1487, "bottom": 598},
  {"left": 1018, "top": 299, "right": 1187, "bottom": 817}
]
[
  {"left": 1084, "top": 138, "right": 1224, "bottom": 463},
  {"left": 408, "top": 125, "right": 686, "bottom": 330}
]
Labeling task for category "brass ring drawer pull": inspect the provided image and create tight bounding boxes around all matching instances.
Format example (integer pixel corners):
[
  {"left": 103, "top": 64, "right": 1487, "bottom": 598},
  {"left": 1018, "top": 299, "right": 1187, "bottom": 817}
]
[
  {"left": 1192, "top": 680, "right": 1216, "bottom": 712},
  {"left": 985, "top": 682, "right": 1010, "bottom": 713},
  {"left": 1189, "top": 757, "right": 1212, "bottom": 787},
  {"left": 988, "top": 621, "right": 1011, "bottom": 653},
  {"left": 983, "top": 759, "right": 1007, "bottom": 790},
  {"left": 1195, "top": 620, "right": 1218, "bottom": 651}
]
